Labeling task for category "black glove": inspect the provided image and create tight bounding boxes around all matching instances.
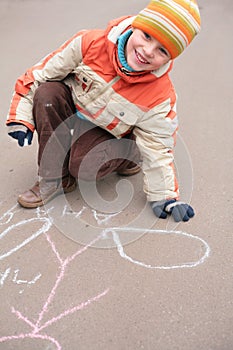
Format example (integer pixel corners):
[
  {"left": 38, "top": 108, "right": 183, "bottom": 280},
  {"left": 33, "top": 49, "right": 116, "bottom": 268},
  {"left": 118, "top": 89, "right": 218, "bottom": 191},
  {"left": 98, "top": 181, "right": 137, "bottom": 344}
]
[
  {"left": 8, "top": 123, "right": 33, "bottom": 147},
  {"left": 151, "top": 199, "right": 195, "bottom": 222}
]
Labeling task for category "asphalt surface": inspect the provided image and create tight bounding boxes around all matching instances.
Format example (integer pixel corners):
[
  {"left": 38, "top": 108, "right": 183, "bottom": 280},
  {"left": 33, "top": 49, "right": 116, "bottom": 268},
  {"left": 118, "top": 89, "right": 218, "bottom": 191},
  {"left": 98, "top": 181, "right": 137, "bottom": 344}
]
[{"left": 0, "top": 1, "right": 233, "bottom": 349}]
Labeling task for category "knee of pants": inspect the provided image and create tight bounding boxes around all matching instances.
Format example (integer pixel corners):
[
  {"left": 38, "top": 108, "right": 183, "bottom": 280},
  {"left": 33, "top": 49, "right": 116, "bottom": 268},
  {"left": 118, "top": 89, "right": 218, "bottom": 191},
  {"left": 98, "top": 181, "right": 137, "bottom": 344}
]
[
  {"left": 33, "top": 81, "right": 68, "bottom": 106},
  {"left": 69, "top": 148, "right": 108, "bottom": 181},
  {"left": 33, "top": 82, "right": 76, "bottom": 130}
]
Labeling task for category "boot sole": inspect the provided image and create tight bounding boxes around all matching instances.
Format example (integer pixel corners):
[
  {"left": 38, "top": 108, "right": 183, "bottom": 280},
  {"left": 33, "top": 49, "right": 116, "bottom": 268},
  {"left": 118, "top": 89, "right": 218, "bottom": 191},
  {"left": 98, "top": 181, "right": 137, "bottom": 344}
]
[{"left": 18, "top": 182, "right": 76, "bottom": 209}]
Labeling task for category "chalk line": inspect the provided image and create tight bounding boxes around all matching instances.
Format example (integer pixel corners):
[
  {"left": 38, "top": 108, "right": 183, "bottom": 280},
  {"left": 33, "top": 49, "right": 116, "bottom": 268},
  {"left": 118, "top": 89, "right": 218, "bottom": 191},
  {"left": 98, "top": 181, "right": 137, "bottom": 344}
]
[
  {"left": 13, "top": 269, "right": 42, "bottom": 285},
  {"left": 109, "top": 227, "right": 210, "bottom": 270},
  {"left": 12, "top": 307, "right": 37, "bottom": 329},
  {"left": 35, "top": 231, "right": 106, "bottom": 328},
  {"left": 0, "top": 267, "right": 41, "bottom": 289},
  {"left": 0, "top": 333, "right": 61, "bottom": 350},
  {"left": 0, "top": 204, "right": 19, "bottom": 225},
  {"left": 0, "top": 216, "right": 52, "bottom": 261},
  {"left": 0, "top": 267, "right": 11, "bottom": 286},
  {"left": 27, "top": 273, "right": 42, "bottom": 285},
  {"left": 37, "top": 288, "right": 109, "bottom": 333},
  {"left": 92, "top": 209, "right": 119, "bottom": 225},
  {"left": 62, "top": 205, "right": 86, "bottom": 218}
]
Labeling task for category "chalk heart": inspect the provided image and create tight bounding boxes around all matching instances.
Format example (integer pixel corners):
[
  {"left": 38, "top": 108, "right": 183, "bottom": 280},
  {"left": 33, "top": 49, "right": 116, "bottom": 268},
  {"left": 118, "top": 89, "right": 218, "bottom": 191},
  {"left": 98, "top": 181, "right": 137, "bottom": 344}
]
[{"left": 0, "top": 216, "right": 52, "bottom": 261}]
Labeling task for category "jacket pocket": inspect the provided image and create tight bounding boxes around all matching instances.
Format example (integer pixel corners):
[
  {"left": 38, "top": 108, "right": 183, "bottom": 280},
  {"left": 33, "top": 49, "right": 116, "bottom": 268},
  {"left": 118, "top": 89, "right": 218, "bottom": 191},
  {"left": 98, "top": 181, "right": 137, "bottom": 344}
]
[
  {"left": 106, "top": 98, "right": 139, "bottom": 126},
  {"left": 75, "top": 71, "right": 93, "bottom": 92}
]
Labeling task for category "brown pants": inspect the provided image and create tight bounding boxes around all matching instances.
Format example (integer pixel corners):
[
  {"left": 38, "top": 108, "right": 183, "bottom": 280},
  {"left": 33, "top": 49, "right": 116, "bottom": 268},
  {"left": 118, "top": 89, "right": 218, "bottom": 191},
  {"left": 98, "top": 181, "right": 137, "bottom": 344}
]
[{"left": 33, "top": 81, "right": 140, "bottom": 180}]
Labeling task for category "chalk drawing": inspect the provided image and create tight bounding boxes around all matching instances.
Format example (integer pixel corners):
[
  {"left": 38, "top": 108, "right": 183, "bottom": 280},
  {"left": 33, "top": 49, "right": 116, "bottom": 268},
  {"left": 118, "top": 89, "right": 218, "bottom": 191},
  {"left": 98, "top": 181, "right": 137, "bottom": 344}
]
[
  {"left": 92, "top": 209, "right": 119, "bottom": 225},
  {"left": 0, "top": 267, "right": 11, "bottom": 286},
  {"left": 55, "top": 205, "right": 210, "bottom": 269},
  {"left": 0, "top": 204, "right": 19, "bottom": 225},
  {"left": 12, "top": 269, "right": 42, "bottom": 285},
  {"left": 64, "top": 208, "right": 211, "bottom": 268},
  {"left": 0, "top": 203, "right": 211, "bottom": 267},
  {"left": 61, "top": 205, "right": 118, "bottom": 224},
  {"left": 0, "top": 267, "right": 41, "bottom": 287},
  {"left": 0, "top": 227, "right": 109, "bottom": 350},
  {"left": 0, "top": 206, "right": 53, "bottom": 261},
  {"left": 108, "top": 227, "right": 210, "bottom": 269},
  {"left": 0, "top": 203, "right": 211, "bottom": 348},
  {"left": 62, "top": 204, "right": 86, "bottom": 218}
]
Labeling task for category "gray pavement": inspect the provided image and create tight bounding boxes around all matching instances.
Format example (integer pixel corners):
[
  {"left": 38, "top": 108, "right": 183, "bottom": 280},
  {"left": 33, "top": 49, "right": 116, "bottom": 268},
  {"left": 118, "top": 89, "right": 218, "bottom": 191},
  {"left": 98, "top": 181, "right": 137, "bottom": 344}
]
[{"left": 0, "top": 1, "right": 233, "bottom": 349}]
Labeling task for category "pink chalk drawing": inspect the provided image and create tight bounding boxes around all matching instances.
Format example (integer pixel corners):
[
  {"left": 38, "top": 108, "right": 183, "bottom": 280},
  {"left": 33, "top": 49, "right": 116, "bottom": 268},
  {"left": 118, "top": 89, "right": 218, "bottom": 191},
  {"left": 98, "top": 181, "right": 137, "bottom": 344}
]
[{"left": 0, "top": 226, "right": 109, "bottom": 350}]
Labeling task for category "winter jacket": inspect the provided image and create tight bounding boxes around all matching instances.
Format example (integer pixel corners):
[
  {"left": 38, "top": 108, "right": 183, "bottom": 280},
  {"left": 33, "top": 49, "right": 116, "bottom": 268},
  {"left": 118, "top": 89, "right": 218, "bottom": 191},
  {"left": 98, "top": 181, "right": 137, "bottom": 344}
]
[{"left": 6, "top": 16, "right": 179, "bottom": 202}]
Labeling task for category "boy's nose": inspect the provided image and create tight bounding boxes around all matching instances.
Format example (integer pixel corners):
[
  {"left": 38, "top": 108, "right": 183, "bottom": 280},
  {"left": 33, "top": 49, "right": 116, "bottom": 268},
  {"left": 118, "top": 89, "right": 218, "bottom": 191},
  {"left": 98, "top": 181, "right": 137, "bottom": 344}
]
[{"left": 143, "top": 44, "right": 155, "bottom": 58}]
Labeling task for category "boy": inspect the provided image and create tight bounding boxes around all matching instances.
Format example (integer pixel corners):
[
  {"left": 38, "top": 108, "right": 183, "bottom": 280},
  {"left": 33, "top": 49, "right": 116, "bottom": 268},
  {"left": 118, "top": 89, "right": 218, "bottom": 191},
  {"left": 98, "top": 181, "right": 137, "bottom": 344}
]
[{"left": 6, "top": 0, "right": 201, "bottom": 222}]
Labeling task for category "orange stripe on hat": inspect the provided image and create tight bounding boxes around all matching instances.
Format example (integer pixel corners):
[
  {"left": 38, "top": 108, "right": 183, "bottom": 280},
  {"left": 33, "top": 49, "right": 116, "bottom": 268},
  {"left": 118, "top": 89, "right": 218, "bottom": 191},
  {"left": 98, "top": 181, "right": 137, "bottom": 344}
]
[{"left": 148, "top": 4, "right": 195, "bottom": 43}]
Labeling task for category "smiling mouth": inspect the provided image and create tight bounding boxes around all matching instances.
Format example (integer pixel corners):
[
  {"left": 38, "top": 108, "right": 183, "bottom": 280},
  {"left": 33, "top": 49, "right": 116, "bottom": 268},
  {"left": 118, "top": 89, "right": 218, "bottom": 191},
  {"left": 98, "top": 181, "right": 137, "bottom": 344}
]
[{"left": 135, "top": 50, "right": 149, "bottom": 64}]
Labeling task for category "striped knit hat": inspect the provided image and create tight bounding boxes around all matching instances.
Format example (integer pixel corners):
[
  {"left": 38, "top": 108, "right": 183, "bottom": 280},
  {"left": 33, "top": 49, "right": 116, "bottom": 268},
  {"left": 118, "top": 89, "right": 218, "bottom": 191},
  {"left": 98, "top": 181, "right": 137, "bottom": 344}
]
[{"left": 132, "top": 0, "right": 201, "bottom": 58}]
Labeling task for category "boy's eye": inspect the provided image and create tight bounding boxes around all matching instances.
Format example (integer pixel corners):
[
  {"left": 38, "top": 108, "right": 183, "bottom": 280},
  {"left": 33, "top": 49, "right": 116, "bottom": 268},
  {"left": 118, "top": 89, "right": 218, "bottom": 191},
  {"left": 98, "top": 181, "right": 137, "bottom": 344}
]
[
  {"left": 143, "top": 32, "right": 151, "bottom": 40},
  {"left": 159, "top": 47, "right": 169, "bottom": 56}
]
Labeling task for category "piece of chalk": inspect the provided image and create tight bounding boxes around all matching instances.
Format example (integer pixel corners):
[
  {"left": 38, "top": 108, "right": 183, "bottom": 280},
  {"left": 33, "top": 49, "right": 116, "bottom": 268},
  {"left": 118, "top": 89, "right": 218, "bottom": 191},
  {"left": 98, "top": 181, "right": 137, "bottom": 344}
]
[{"left": 24, "top": 138, "right": 29, "bottom": 146}]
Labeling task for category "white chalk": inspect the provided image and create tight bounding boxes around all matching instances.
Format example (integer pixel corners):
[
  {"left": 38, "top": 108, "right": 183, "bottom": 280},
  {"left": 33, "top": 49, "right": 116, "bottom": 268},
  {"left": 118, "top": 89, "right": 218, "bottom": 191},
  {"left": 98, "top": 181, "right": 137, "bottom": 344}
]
[{"left": 23, "top": 138, "right": 29, "bottom": 146}]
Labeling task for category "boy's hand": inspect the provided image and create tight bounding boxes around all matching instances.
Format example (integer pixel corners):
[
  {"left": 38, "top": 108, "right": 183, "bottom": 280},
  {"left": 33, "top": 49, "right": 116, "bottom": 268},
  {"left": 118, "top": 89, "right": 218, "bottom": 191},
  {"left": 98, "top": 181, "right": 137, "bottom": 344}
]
[
  {"left": 8, "top": 123, "right": 33, "bottom": 147},
  {"left": 151, "top": 199, "right": 195, "bottom": 222}
]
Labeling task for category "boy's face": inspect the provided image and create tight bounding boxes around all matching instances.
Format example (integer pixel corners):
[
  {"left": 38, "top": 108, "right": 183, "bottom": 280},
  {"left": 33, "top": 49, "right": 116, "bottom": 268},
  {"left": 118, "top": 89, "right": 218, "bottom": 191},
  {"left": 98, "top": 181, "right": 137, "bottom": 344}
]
[{"left": 125, "top": 28, "right": 171, "bottom": 71}]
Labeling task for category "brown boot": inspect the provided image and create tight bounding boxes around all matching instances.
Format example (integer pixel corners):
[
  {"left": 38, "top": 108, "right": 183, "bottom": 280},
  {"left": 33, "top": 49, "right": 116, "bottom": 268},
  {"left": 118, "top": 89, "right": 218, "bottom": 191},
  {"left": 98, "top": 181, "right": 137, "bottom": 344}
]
[{"left": 18, "top": 175, "right": 76, "bottom": 209}]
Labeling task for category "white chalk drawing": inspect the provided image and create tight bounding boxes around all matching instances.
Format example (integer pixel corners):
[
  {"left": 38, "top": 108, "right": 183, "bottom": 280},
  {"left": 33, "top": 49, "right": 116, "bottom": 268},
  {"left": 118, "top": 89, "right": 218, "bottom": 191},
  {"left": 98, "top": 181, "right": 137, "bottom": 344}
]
[
  {"left": 0, "top": 203, "right": 211, "bottom": 349},
  {"left": 0, "top": 267, "right": 41, "bottom": 287},
  {"left": 12, "top": 269, "right": 42, "bottom": 285},
  {"left": 0, "top": 204, "right": 19, "bottom": 226},
  {"left": 92, "top": 209, "right": 119, "bottom": 225},
  {"left": 62, "top": 204, "right": 86, "bottom": 218},
  {"left": 0, "top": 203, "right": 211, "bottom": 269},
  {"left": 0, "top": 206, "right": 52, "bottom": 261},
  {"left": 109, "top": 228, "right": 210, "bottom": 269},
  {"left": 0, "top": 267, "right": 10, "bottom": 286}
]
